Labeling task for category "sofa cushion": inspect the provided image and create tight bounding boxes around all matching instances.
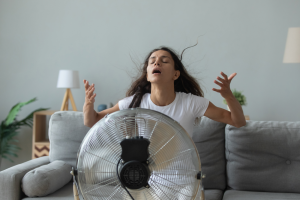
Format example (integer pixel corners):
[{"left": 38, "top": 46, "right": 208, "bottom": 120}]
[
  {"left": 204, "top": 189, "right": 224, "bottom": 200},
  {"left": 49, "top": 111, "right": 90, "bottom": 168},
  {"left": 21, "top": 160, "right": 72, "bottom": 197},
  {"left": 223, "top": 190, "right": 300, "bottom": 200},
  {"left": 225, "top": 120, "right": 300, "bottom": 193},
  {"left": 192, "top": 116, "right": 227, "bottom": 190},
  {"left": 0, "top": 156, "right": 50, "bottom": 200}
]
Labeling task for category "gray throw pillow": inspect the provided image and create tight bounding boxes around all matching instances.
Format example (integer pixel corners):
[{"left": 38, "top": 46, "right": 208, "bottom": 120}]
[{"left": 21, "top": 160, "right": 72, "bottom": 197}]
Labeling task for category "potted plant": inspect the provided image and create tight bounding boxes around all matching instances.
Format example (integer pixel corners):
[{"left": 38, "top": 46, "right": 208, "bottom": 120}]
[
  {"left": 0, "top": 97, "right": 49, "bottom": 168},
  {"left": 223, "top": 89, "right": 247, "bottom": 111}
]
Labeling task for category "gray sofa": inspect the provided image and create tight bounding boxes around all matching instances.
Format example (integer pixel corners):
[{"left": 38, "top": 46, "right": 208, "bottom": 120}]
[{"left": 1, "top": 111, "right": 300, "bottom": 200}]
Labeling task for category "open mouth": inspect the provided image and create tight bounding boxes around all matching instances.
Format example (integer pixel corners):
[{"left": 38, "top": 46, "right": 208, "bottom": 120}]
[{"left": 152, "top": 69, "right": 161, "bottom": 74}]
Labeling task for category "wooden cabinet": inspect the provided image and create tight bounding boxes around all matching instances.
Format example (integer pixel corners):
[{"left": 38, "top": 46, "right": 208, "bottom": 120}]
[{"left": 32, "top": 110, "right": 58, "bottom": 159}]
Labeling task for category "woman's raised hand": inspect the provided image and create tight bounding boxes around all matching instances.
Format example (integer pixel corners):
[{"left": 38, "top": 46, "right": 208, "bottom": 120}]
[
  {"left": 84, "top": 79, "right": 96, "bottom": 105},
  {"left": 212, "top": 72, "right": 237, "bottom": 99}
]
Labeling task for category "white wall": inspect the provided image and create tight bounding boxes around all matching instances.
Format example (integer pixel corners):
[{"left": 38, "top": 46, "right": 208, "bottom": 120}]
[{"left": 1, "top": 0, "right": 300, "bottom": 170}]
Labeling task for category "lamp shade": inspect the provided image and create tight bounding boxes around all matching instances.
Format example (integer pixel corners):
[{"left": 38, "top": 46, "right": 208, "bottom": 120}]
[
  {"left": 57, "top": 70, "right": 80, "bottom": 88},
  {"left": 283, "top": 27, "right": 300, "bottom": 63}
]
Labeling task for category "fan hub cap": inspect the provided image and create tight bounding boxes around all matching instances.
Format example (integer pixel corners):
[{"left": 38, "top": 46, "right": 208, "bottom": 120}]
[{"left": 120, "top": 160, "right": 150, "bottom": 189}]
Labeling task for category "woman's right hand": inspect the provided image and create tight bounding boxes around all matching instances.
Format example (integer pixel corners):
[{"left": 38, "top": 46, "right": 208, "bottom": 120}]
[{"left": 83, "top": 79, "right": 96, "bottom": 105}]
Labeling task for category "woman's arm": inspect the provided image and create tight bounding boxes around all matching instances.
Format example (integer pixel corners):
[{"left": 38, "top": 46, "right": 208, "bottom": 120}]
[
  {"left": 204, "top": 71, "right": 246, "bottom": 128},
  {"left": 92, "top": 103, "right": 120, "bottom": 127},
  {"left": 83, "top": 80, "right": 98, "bottom": 127},
  {"left": 83, "top": 79, "right": 120, "bottom": 127},
  {"left": 204, "top": 101, "right": 246, "bottom": 128},
  {"left": 83, "top": 103, "right": 120, "bottom": 128}
]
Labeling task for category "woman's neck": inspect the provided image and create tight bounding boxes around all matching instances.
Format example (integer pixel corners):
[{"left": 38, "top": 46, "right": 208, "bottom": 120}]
[{"left": 150, "top": 83, "right": 176, "bottom": 106}]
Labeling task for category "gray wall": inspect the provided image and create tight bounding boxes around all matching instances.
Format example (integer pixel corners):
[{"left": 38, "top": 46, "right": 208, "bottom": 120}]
[{"left": 0, "top": 0, "right": 299, "bottom": 170}]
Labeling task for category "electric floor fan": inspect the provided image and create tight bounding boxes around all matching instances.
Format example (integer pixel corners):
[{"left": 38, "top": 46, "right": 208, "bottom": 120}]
[{"left": 71, "top": 108, "right": 205, "bottom": 200}]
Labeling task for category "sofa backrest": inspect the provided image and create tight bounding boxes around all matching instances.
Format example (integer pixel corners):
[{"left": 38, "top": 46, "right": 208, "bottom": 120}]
[
  {"left": 49, "top": 111, "right": 90, "bottom": 168},
  {"left": 192, "top": 116, "right": 227, "bottom": 190},
  {"left": 48, "top": 111, "right": 228, "bottom": 191},
  {"left": 225, "top": 120, "right": 300, "bottom": 193}
]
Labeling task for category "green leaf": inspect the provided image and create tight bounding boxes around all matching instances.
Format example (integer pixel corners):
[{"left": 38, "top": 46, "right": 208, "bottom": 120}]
[
  {"left": 3, "top": 150, "right": 18, "bottom": 157},
  {"left": 4, "top": 97, "right": 37, "bottom": 126},
  {"left": 2, "top": 155, "right": 14, "bottom": 163},
  {"left": 1, "top": 98, "right": 50, "bottom": 163}
]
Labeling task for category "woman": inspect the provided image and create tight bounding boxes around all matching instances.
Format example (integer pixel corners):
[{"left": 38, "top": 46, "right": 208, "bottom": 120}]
[{"left": 83, "top": 46, "right": 246, "bottom": 137}]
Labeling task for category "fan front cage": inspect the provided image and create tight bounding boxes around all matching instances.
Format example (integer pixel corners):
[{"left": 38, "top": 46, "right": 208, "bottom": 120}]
[{"left": 76, "top": 108, "right": 203, "bottom": 200}]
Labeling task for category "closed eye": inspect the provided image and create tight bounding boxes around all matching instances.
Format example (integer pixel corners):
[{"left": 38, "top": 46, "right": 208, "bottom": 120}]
[{"left": 150, "top": 61, "right": 168, "bottom": 64}]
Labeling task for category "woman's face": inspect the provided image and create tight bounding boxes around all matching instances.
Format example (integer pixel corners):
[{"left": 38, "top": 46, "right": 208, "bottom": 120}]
[{"left": 146, "top": 50, "right": 180, "bottom": 84}]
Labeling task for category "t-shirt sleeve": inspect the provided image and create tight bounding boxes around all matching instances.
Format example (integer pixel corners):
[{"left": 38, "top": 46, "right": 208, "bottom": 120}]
[
  {"left": 118, "top": 95, "right": 134, "bottom": 110},
  {"left": 189, "top": 94, "right": 210, "bottom": 118}
]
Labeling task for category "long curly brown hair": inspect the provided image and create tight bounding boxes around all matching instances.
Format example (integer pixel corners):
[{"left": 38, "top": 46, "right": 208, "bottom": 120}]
[{"left": 126, "top": 46, "right": 204, "bottom": 108}]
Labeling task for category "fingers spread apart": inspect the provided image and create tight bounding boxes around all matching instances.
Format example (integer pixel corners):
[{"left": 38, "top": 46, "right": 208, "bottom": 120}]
[
  {"left": 212, "top": 88, "right": 221, "bottom": 92},
  {"left": 220, "top": 72, "right": 228, "bottom": 80}
]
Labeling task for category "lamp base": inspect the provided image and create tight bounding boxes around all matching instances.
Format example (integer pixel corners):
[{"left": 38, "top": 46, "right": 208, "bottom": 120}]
[{"left": 60, "top": 88, "right": 77, "bottom": 111}]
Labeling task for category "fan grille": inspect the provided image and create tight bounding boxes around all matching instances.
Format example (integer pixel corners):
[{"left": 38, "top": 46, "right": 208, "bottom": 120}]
[{"left": 76, "top": 108, "right": 202, "bottom": 200}]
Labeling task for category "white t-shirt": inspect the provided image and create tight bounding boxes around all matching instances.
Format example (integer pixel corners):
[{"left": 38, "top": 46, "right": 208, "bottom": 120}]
[{"left": 118, "top": 92, "right": 210, "bottom": 137}]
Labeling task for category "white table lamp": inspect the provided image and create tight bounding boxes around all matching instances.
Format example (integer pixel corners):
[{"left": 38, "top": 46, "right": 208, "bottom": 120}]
[
  {"left": 57, "top": 70, "right": 80, "bottom": 111},
  {"left": 283, "top": 27, "right": 300, "bottom": 63}
]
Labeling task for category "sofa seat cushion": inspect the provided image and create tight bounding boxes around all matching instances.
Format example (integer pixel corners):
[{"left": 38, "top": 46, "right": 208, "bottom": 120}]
[
  {"left": 205, "top": 189, "right": 224, "bottom": 200},
  {"left": 225, "top": 120, "right": 300, "bottom": 193},
  {"left": 22, "top": 181, "right": 222, "bottom": 200},
  {"left": 223, "top": 190, "right": 300, "bottom": 200}
]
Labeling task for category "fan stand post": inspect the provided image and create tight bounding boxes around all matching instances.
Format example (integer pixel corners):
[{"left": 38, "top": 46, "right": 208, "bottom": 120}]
[
  {"left": 196, "top": 180, "right": 206, "bottom": 200},
  {"left": 73, "top": 183, "right": 80, "bottom": 200},
  {"left": 201, "top": 190, "right": 205, "bottom": 200},
  {"left": 60, "top": 88, "right": 78, "bottom": 111},
  {"left": 71, "top": 168, "right": 80, "bottom": 200}
]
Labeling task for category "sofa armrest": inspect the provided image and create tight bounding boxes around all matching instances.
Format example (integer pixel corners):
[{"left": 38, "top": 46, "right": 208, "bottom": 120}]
[{"left": 0, "top": 156, "right": 50, "bottom": 200}]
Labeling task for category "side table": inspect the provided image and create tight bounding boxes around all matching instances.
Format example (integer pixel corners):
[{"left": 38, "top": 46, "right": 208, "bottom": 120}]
[{"left": 32, "top": 110, "right": 58, "bottom": 159}]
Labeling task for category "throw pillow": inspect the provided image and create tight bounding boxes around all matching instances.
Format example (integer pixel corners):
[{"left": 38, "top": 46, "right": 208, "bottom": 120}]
[{"left": 21, "top": 160, "right": 72, "bottom": 197}]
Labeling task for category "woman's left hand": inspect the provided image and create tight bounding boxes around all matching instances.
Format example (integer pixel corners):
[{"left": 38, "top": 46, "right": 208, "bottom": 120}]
[{"left": 212, "top": 71, "right": 237, "bottom": 99}]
